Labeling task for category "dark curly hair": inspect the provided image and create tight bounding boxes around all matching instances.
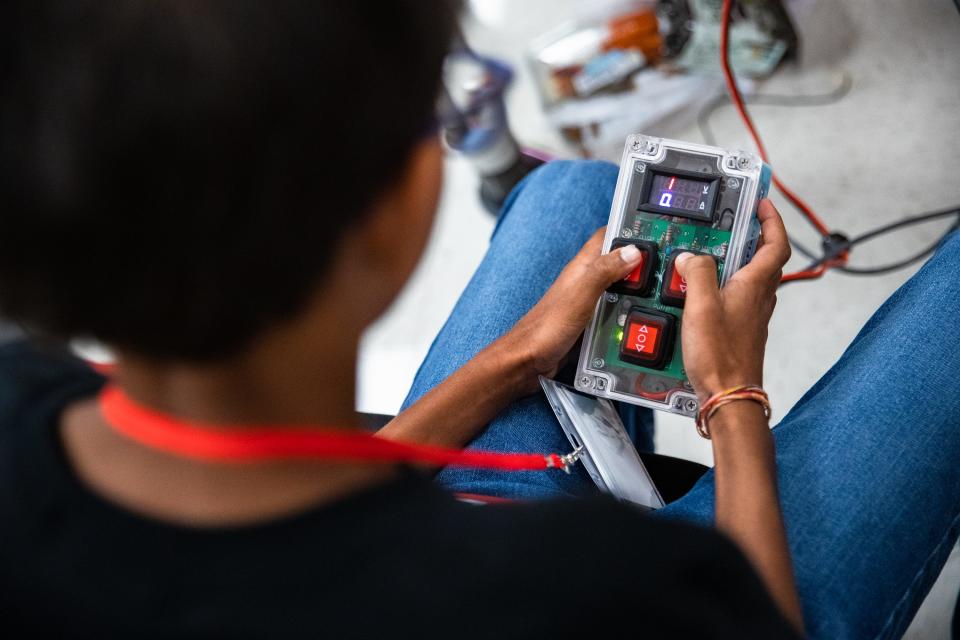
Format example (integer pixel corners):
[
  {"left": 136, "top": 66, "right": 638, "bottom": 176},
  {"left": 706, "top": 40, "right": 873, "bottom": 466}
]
[{"left": 0, "top": 1, "right": 457, "bottom": 360}]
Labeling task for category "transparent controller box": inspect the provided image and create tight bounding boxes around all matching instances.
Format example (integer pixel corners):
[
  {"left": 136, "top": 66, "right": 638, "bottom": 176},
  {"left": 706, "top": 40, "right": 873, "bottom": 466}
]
[{"left": 575, "top": 134, "right": 771, "bottom": 417}]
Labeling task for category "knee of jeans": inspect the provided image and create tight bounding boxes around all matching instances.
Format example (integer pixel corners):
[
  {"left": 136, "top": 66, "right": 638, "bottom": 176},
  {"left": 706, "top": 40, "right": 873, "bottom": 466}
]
[
  {"left": 500, "top": 159, "right": 619, "bottom": 232},
  {"left": 897, "top": 227, "right": 960, "bottom": 295},
  {"left": 935, "top": 228, "right": 960, "bottom": 262}
]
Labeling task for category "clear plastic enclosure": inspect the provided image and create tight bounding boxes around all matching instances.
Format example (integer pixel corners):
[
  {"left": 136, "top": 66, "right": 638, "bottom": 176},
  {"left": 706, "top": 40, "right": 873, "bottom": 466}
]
[{"left": 575, "top": 134, "right": 770, "bottom": 417}]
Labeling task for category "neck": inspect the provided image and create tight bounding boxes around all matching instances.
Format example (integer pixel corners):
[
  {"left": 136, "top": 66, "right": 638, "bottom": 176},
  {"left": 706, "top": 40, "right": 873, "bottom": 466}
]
[
  {"left": 62, "top": 270, "right": 407, "bottom": 526},
  {"left": 113, "top": 305, "right": 363, "bottom": 430}
]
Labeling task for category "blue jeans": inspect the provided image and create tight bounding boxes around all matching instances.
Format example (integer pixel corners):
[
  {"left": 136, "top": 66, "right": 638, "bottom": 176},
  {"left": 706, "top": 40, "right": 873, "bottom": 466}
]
[{"left": 400, "top": 160, "right": 960, "bottom": 639}]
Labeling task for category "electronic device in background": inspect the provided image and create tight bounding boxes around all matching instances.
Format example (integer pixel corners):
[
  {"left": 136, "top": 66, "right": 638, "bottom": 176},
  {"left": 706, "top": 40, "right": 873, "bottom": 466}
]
[
  {"left": 658, "top": 0, "right": 797, "bottom": 77},
  {"left": 576, "top": 134, "right": 770, "bottom": 417},
  {"left": 540, "top": 377, "right": 663, "bottom": 510}
]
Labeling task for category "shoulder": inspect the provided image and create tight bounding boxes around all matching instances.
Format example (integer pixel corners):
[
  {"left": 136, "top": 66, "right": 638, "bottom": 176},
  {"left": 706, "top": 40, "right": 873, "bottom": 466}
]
[{"left": 0, "top": 339, "right": 103, "bottom": 433}]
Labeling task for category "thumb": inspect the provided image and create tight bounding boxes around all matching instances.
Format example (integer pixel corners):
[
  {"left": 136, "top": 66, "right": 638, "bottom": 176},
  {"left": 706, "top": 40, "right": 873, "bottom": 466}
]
[
  {"left": 592, "top": 243, "right": 645, "bottom": 288},
  {"left": 674, "top": 252, "right": 720, "bottom": 311}
]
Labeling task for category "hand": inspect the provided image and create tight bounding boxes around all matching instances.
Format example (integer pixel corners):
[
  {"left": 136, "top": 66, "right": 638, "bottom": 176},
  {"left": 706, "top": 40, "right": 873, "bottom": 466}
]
[
  {"left": 503, "top": 228, "right": 646, "bottom": 393},
  {"left": 675, "top": 200, "right": 790, "bottom": 401}
]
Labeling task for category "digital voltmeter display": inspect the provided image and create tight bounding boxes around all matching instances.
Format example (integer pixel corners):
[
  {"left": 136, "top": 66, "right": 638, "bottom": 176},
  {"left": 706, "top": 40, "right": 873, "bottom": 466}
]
[
  {"left": 641, "top": 171, "right": 718, "bottom": 221},
  {"left": 648, "top": 173, "right": 710, "bottom": 211}
]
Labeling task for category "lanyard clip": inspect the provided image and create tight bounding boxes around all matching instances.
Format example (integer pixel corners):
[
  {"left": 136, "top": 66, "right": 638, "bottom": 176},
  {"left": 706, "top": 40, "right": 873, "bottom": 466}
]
[{"left": 548, "top": 446, "right": 583, "bottom": 474}]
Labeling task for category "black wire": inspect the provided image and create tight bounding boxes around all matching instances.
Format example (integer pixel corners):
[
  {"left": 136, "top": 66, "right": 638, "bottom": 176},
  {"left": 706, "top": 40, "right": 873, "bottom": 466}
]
[
  {"left": 847, "top": 206, "right": 960, "bottom": 247},
  {"left": 796, "top": 206, "right": 960, "bottom": 276},
  {"left": 837, "top": 232, "right": 955, "bottom": 275},
  {"left": 697, "top": 72, "right": 854, "bottom": 146},
  {"left": 696, "top": 70, "right": 959, "bottom": 279},
  {"left": 788, "top": 236, "right": 818, "bottom": 261}
]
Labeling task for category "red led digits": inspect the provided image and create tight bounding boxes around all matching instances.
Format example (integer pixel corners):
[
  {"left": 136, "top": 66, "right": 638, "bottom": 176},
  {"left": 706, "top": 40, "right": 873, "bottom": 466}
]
[{"left": 619, "top": 308, "right": 676, "bottom": 369}]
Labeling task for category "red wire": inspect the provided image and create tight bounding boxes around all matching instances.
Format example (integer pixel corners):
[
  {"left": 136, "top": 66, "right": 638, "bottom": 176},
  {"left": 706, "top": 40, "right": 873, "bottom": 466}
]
[{"left": 718, "top": 0, "right": 846, "bottom": 281}]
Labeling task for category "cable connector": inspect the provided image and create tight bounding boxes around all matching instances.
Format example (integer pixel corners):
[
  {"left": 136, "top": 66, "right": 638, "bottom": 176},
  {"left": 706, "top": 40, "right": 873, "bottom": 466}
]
[
  {"left": 555, "top": 446, "right": 584, "bottom": 474},
  {"left": 821, "top": 232, "right": 851, "bottom": 260}
]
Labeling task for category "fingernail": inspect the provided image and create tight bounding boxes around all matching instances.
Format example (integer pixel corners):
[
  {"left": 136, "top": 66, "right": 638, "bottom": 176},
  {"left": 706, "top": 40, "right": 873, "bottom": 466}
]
[
  {"left": 619, "top": 244, "right": 640, "bottom": 263},
  {"left": 675, "top": 252, "right": 694, "bottom": 265}
]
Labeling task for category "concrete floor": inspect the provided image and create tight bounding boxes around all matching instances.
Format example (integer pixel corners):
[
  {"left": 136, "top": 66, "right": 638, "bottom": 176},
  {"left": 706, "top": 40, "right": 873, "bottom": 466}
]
[{"left": 358, "top": 1, "right": 960, "bottom": 636}]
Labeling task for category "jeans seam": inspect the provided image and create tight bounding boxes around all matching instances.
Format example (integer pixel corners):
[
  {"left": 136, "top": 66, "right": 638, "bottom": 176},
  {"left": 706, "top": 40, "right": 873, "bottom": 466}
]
[{"left": 872, "top": 507, "right": 960, "bottom": 640}]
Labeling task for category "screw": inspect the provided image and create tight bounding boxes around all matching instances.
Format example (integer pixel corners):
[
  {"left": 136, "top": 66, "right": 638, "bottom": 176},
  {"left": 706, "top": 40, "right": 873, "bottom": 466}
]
[
  {"left": 631, "top": 139, "right": 643, "bottom": 150},
  {"left": 622, "top": 228, "right": 633, "bottom": 238},
  {"left": 635, "top": 162, "right": 646, "bottom": 173},
  {"left": 684, "top": 399, "right": 699, "bottom": 413},
  {"left": 726, "top": 177, "right": 740, "bottom": 189},
  {"left": 592, "top": 358, "right": 605, "bottom": 368},
  {"left": 737, "top": 156, "right": 750, "bottom": 169},
  {"left": 579, "top": 376, "right": 592, "bottom": 388},
  {"left": 605, "top": 292, "right": 619, "bottom": 303}
]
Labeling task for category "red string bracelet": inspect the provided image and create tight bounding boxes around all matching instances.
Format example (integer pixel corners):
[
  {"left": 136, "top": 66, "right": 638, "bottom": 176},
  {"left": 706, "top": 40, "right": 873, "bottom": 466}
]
[{"left": 695, "top": 384, "right": 771, "bottom": 439}]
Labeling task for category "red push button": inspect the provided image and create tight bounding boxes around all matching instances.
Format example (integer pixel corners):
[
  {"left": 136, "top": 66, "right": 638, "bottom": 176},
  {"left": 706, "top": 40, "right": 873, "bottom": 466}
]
[
  {"left": 625, "top": 321, "right": 659, "bottom": 355},
  {"left": 625, "top": 261, "right": 644, "bottom": 284},
  {"left": 608, "top": 239, "right": 659, "bottom": 297},
  {"left": 619, "top": 307, "right": 676, "bottom": 370},
  {"left": 660, "top": 251, "right": 715, "bottom": 308}
]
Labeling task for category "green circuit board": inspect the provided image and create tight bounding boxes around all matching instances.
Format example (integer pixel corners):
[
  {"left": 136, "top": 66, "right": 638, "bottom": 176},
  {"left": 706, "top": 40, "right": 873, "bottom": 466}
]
[{"left": 593, "top": 215, "right": 729, "bottom": 394}]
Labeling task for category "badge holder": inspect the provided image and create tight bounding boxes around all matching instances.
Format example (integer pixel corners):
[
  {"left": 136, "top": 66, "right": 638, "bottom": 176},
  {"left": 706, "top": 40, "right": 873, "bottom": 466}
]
[{"left": 540, "top": 377, "right": 664, "bottom": 510}]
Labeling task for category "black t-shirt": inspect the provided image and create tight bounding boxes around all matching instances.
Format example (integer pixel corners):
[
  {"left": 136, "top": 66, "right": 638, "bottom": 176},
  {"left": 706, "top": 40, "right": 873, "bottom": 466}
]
[{"left": 0, "top": 341, "right": 798, "bottom": 638}]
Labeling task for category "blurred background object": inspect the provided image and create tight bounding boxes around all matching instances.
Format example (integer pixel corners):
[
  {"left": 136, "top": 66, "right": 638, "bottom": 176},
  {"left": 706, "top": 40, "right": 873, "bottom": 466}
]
[
  {"left": 526, "top": 0, "right": 797, "bottom": 157},
  {"left": 442, "top": 0, "right": 807, "bottom": 208},
  {"left": 440, "top": 44, "right": 544, "bottom": 214}
]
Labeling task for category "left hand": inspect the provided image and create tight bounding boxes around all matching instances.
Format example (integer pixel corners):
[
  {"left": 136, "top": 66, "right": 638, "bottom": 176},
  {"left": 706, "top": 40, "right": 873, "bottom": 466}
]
[{"left": 502, "top": 227, "right": 645, "bottom": 393}]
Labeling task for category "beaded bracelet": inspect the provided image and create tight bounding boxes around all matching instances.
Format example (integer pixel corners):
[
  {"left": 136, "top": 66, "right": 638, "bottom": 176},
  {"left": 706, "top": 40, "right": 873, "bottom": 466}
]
[{"left": 695, "top": 384, "right": 771, "bottom": 439}]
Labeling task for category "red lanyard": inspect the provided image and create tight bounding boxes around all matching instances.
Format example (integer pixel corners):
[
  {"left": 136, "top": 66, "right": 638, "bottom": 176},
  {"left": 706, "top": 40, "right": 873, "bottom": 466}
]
[{"left": 98, "top": 385, "right": 578, "bottom": 473}]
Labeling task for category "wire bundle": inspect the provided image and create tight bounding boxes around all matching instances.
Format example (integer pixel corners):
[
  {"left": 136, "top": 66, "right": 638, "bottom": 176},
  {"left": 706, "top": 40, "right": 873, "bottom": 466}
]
[{"left": 716, "top": 0, "right": 960, "bottom": 283}]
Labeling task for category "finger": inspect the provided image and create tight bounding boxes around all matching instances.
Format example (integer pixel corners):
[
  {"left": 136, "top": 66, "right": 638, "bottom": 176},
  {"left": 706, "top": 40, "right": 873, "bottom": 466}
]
[
  {"left": 552, "top": 230, "right": 642, "bottom": 306},
  {"left": 674, "top": 252, "right": 720, "bottom": 314},
  {"left": 589, "top": 242, "right": 645, "bottom": 288},
  {"left": 754, "top": 199, "right": 791, "bottom": 266},
  {"left": 732, "top": 200, "right": 791, "bottom": 285}
]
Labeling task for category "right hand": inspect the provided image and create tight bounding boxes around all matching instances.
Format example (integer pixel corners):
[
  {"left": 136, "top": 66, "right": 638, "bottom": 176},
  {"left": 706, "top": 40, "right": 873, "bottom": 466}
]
[{"left": 674, "top": 200, "right": 790, "bottom": 402}]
